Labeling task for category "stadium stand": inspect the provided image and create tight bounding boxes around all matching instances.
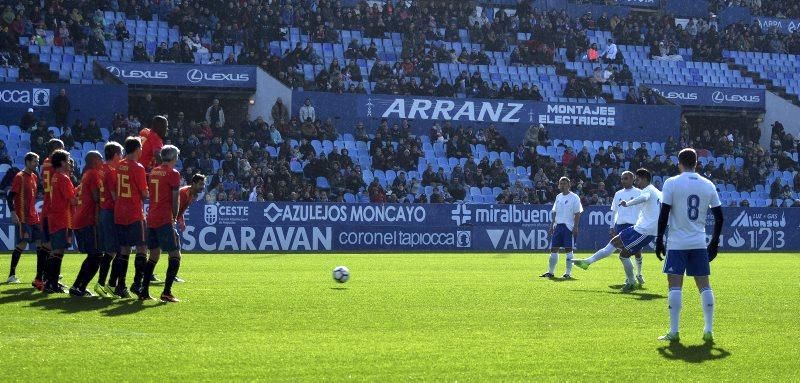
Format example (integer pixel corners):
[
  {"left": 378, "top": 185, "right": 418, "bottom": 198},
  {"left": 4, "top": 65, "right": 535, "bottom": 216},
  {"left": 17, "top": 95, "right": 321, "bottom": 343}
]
[{"left": 0, "top": 0, "right": 798, "bottom": 207}]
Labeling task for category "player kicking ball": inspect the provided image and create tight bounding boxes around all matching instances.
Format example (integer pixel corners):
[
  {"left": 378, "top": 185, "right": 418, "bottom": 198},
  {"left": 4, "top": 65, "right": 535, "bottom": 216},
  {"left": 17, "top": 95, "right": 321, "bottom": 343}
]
[
  {"left": 655, "top": 148, "right": 723, "bottom": 343},
  {"left": 539, "top": 177, "right": 583, "bottom": 279},
  {"left": 571, "top": 169, "right": 661, "bottom": 292},
  {"left": 608, "top": 171, "right": 645, "bottom": 286}
]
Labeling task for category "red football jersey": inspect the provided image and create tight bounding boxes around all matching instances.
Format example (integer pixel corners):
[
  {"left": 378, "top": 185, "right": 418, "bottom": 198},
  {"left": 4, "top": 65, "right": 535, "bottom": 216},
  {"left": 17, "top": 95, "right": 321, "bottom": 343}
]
[
  {"left": 139, "top": 128, "right": 164, "bottom": 172},
  {"left": 147, "top": 164, "right": 181, "bottom": 228},
  {"left": 99, "top": 162, "right": 118, "bottom": 210},
  {"left": 11, "top": 170, "right": 40, "bottom": 225},
  {"left": 40, "top": 157, "right": 53, "bottom": 217},
  {"left": 72, "top": 168, "right": 102, "bottom": 229},
  {"left": 176, "top": 186, "right": 193, "bottom": 224},
  {"left": 48, "top": 172, "right": 76, "bottom": 233},
  {"left": 113, "top": 158, "right": 148, "bottom": 225}
]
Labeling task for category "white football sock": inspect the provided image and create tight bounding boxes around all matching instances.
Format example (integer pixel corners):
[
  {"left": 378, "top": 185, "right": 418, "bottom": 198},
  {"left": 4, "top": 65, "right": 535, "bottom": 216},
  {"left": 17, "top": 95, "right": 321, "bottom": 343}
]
[
  {"left": 548, "top": 253, "right": 558, "bottom": 274},
  {"left": 586, "top": 243, "right": 617, "bottom": 264},
  {"left": 668, "top": 288, "right": 682, "bottom": 334},
  {"left": 565, "top": 252, "right": 574, "bottom": 275},
  {"left": 700, "top": 287, "right": 715, "bottom": 333},
  {"left": 635, "top": 256, "right": 643, "bottom": 276},
  {"left": 620, "top": 256, "right": 635, "bottom": 283}
]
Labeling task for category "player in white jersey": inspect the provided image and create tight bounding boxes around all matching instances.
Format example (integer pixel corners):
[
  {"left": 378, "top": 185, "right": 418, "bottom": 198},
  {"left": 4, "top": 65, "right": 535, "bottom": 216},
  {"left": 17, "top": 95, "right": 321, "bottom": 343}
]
[
  {"left": 540, "top": 177, "right": 583, "bottom": 279},
  {"left": 572, "top": 169, "right": 662, "bottom": 292},
  {"left": 655, "top": 148, "right": 723, "bottom": 343},
  {"left": 609, "top": 171, "right": 645, "bottom": 285}
]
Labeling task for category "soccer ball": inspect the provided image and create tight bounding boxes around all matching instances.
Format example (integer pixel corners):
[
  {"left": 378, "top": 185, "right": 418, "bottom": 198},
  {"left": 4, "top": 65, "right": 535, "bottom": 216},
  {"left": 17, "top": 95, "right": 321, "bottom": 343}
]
[{"left": 332, "top": 266, "right": 350, "bottom": 283}]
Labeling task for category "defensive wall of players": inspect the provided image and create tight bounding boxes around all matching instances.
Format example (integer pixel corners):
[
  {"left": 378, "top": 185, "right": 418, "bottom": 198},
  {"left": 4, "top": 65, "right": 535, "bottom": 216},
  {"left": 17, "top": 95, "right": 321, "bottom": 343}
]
[{"left": 0, "top": 202, "right": 792, "bottom": 252}]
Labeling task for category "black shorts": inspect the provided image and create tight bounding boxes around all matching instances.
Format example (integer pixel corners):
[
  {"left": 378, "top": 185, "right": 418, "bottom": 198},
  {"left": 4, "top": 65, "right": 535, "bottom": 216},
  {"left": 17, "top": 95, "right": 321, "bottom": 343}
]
[
  {"left": 147, "top": 223, "right": 180, "bottom": 252},
  {"left": 75, "top": 226, "right": 99, "bottom": 254},
  {"left": 16, "top": 223, "right": 42, "bottom": 245},
  {"left": 115, "top": 221, "right": 147, "bottom": 247},
  {"left": 50, "top": 229, "right": 72, "bottom": 251},
  {"left": 40, "top": 218, "right": 50, "bottom": 242}
]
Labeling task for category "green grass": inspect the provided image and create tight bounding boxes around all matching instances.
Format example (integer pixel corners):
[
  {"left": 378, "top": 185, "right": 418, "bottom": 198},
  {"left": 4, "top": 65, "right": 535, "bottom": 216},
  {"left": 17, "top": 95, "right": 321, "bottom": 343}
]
[{"left": 1, "top": 252, "right": 798, "bottom": 381}]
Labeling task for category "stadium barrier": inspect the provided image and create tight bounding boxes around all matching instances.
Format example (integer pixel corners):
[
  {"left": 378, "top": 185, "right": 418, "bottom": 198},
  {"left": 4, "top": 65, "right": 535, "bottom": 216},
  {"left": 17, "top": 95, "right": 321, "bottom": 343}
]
[
  {"left": 646, "top": 84, "right": 765, "bottom": 109},
  {"left": 0, "top": 202, "right": 790, "bottom": 252},
  {"left": 0, "top": 83, "right": 128, "bottom": 128},
  {"left": 291, "top": 91, "right": 681, "bottom": 143}
]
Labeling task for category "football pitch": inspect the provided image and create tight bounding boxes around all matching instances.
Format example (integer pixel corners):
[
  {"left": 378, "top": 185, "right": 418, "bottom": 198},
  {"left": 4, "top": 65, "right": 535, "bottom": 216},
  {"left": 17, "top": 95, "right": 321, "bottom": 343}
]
[{"left": 1, "top": 252, "right": 798, "bottom": 381}]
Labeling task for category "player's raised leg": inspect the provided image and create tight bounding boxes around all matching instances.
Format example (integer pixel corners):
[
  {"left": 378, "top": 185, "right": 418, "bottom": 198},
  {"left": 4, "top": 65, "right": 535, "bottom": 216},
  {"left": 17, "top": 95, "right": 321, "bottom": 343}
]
[{"left": 572, "top": 236, "right": 622, "bottom": 270}]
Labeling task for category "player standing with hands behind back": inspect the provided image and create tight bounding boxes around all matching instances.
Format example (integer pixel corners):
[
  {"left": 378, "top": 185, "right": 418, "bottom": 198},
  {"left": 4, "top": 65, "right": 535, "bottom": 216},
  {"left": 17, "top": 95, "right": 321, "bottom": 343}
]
[
  {"left": 656, "top": 148, "right": 724, "bottom": 343},
  {"left": 139, "top": 145, "right": 182, "bottom": 301},
  {"left": 109, "top": 137, "right": 149, "bottom": 298},
  {"left": 540, "top": 177, "right": 583, "bottom": 279}
]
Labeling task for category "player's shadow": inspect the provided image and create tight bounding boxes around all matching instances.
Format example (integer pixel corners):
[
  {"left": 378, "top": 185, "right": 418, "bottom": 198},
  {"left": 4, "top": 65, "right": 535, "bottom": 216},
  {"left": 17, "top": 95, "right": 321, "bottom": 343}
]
[
  {"left": 0, "top": 288, "right": 44, "bottom": 305},
  {"left": 28, "top": 295, "right": 118, "bottom": 313},
  {"left": 100, "top": 299, "right": 165, "bottom": 317},
  {"left": 551, "top": 277, "right": 579, "bottom": 282},
  {"left": 657, "top": 341, "right": 732, "bottom": 363},
  {"left": 573, "top": 287, "right": 666, "bottom": 301}
]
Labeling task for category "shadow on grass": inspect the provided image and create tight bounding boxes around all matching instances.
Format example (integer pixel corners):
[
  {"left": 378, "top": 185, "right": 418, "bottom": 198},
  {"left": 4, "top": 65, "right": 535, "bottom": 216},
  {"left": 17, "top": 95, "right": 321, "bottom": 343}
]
[
  {"left": 0, "top": 287, "right": 43, "bottom": 305},
  {"left": 573, "top": 288, "right": 666, "bottom": 301},
  {"left": 26, "top": 294, "right": 166, "bottom": 316},
  {"left": 330, "top": 287, "right": 348, "bottom": 291},
  {"left": 29, "top": 295, "right": 119, "bottom": 314},
  {"left": 99, "top": 299, "right": 165, "bottom": 317},
  {"left": 657, "top": 341, "right": 732, "bottom": 363},
  {"left": 550, "top": 277, "right": 579, "bottom": 282}
]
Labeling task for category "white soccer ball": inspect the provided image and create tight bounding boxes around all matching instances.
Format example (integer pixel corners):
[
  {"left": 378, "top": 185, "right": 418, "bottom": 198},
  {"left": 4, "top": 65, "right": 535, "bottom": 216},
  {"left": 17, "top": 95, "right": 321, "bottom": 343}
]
[{"left": 332, "top": 266, "right": 350, "bottom": 283}]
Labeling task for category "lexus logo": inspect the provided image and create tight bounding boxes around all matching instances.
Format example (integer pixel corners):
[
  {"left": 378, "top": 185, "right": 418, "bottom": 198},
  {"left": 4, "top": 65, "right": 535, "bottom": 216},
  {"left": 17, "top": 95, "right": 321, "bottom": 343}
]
[
  {"left": 106, "top": 66, "right": 121, "bottom": 77},
  {"left": 712, "top": 91, "right": 725, "bottom": 104},
  {"left": 186, "top": 69, "right": 204, "bottom": 83}
]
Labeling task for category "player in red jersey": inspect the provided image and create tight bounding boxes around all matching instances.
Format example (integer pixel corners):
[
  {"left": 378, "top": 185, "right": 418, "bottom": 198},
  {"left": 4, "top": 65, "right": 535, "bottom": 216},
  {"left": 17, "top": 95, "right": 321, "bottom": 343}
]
[
  {"left": 34, "top": 139, "right": 65, "bottom": 291},
  {"left": 44, "top": 149, "right": 76, "bottom": 293},
  {"left": 138, "top": 115, "right": 167, "bottom": 172},
  {"left": 177, "top": 174, "right": 207, "bottom": 231},
  {"left": 68, "top": 151, "right": 104, "bottom": 297},
  {"left": 157, "top": 173, "right": 207, "bottom": 290},
  {"left": 93, "top": 142, "right": 123, "bottom": 298},
  {"left": 139, "top": 145, "right": 182, "bottom": 301},
  {"left": 109, "top": 137, "right": 149, "bottom": 298},
  {"left": 6, "top": 153, "right": 40, "bottom": 284}
]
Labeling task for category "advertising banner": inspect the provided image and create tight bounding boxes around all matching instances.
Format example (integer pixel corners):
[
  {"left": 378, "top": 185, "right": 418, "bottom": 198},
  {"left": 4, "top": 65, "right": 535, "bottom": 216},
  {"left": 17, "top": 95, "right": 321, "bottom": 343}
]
[
  {"left": 103, "top": 62, "right": 257, "bottom": 88},
  {"left": 292, "top": 91, "right": 681, "bottom": 143},
  {"left": 0, "top": 83, "right": 128, "bottom": 128},
  {"left": 752, "top": 16, "right": 800, "bottom": 35},
  {"left": 1, "top": 201, "right": 789, "bottom": 252},
  {"left": 615, "top": 0, "right": 660, "bottom": 9},
  {"left": 646, "top": 84, "right": 765, "bottom": 109}
]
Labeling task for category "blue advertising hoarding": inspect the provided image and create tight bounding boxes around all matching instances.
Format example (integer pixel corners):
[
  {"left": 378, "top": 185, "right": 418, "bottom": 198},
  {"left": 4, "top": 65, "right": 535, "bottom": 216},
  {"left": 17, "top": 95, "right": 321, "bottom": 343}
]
[
  {"left": 103, "top": 62, "right": 257, "bottom": 88},
  {"left": 752, "top": 16, "right": 800, "bottom": 35},
  {"left": 177, "top": 203, "right": 793, "bottom": 252},
  {"left": 0, "top": 83, "right": 128, "bottom": 128},
  {"left": 0, "top": 201, "right": 788, "bottom": 252},
  {"left": 292, "top": 91, "right": 681, "bottom": 143},
  {"left": 615, "top": 0, "right": 659, "bottom": 9},
  {"left": 646, "top": 84, "right": 765, "bottom": 109}
]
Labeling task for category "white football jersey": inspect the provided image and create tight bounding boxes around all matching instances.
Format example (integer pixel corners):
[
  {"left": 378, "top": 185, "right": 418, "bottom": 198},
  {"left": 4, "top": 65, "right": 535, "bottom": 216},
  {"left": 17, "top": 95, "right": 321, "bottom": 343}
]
[
  {"left": 610, "top": 187, "right": 641, "bottom": 227},
  {"left": 662, "top": 172, "right": 722, "bottom": 250},
  {"left": 552, "top": 191, "right": 583, "bottom": 231},
  {"left": 629, "top": 184, "right": 662, "bottom": 236}
]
